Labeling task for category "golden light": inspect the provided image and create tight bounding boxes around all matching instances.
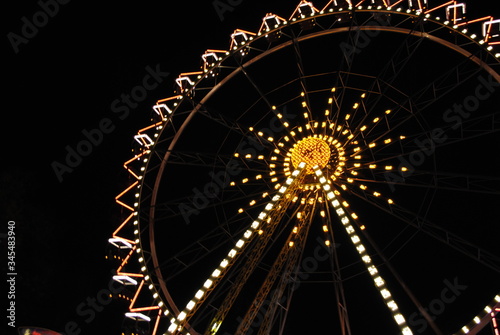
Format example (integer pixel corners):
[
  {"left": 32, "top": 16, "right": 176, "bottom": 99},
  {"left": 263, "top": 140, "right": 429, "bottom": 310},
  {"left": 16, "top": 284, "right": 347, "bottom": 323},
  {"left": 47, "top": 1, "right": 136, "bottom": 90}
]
[{"left": 290, "top": 137, "right": 331, "bottom": 174}]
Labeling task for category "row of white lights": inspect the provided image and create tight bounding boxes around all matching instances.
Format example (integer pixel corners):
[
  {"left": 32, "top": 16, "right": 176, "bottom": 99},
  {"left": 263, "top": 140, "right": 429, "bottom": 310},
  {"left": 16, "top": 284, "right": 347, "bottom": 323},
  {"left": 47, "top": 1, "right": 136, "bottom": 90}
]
[
  {"left": 129, "top": 100, "right": 176, "bottom": 319},
  {"left": 165, "top": 163, "right": 307, "bottom": 334},
  {"left": 113, "top": 212, "right": 174, "bottom": 322},
  {"left": 313, "top": 165, "right": 413, "bottom": 335}
]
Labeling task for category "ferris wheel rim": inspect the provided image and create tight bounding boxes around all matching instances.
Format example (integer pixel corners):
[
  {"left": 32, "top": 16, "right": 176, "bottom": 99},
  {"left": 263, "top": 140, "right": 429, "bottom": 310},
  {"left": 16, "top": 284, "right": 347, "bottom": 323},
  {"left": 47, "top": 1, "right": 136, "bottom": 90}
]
[
  {"left": 111, "top": 3, "right": 500, "bottom": 335},
  {"left": 146, "top": 17, "right": 500, "bottom": 324}
]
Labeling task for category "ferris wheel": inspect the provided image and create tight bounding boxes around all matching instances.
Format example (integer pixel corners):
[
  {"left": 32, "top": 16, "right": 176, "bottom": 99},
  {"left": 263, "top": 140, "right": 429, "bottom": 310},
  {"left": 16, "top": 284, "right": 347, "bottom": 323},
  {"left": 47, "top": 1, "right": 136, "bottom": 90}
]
[{"left": 107, "top": 1, "right": 500, "bottom": 334}]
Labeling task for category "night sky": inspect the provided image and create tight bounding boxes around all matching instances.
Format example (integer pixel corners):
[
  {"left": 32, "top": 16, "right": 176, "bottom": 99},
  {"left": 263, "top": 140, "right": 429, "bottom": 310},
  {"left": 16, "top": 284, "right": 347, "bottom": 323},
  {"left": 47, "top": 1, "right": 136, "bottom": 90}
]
[{"left": 3, "top": 1, "right": 500, "bottom": 335}]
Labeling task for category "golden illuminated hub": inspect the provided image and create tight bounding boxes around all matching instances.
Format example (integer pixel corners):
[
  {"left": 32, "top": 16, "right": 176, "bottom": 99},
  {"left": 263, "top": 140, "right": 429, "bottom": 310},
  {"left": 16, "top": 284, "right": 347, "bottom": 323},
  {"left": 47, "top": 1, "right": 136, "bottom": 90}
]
[{"left": 290, "top": 137, "right": 331, "bottom": 174}]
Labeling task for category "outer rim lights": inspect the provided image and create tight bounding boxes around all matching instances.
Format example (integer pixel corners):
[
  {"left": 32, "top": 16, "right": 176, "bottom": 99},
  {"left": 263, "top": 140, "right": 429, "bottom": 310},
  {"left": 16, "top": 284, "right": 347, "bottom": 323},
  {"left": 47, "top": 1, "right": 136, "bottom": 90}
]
[{"left": 116, "top": 5, "right": 500, "bottom": 334}]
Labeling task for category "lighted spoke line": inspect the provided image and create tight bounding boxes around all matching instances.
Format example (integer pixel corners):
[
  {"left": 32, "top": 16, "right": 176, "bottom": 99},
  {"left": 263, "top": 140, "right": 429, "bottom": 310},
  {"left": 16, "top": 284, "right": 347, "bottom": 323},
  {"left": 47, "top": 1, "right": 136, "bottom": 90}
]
[
  {"left": 166, "top": 162, "right": 306, "bottom": 334},
  {"left": 313, "top": 165, "right": 413, "bottom": 335},
  {"left": 352, "top": 175, "right": 500, "bottom": 195}
]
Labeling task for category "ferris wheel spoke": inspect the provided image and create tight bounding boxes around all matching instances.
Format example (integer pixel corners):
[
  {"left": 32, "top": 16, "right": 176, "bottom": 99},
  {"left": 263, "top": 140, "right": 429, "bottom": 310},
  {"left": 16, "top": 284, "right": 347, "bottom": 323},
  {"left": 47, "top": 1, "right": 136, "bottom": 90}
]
[
  {"left": 333, "top": 193, "right": 446, "bottom": 335},
  {"left": 183, "top": 95, "right": 284, "bottom": 151},
  {"left": 353, "top": 60, "right": 492, "bottom": 158},
  {"left": 163, "top": 150, "right": 231, "bottom": 167},
  {"left": 195, "top": 103, "right": 252, "bottom": 138},
  {"left": 154, "top": 187, "right": 294, "bottom": 281},
  {"left": 340, "top": 13, "right": 428, "bottom": 121},
  {"left": 235, "top": 197, "right": 317, "bottom": 335},
  {"left": 347, "top": 122, "right": 500, "bottom": 194},
  {"left": 374, "top": 26, "right": 427, "bottom": 88},
  {"left": 289, "top": 29, "right": 318, "bottom": 122},
  {"left": 374, "top": 95, "right": 492, "bottom": 164},
  {"left": 166, "top": 164, "right": 306, "bottom": 334},
  {"left": 334, "top": 9, "right": 401, "bottom": 100},
  {"left": 349, "top": 101, "right": 499, "bottom": 194},
  {"left": 159, "top": 150, "right": 268, "bottom": 173},
  {"left": 332, "top": 18, "right": 357, "bottom": 99},
  {"left": 359, "top": 169, "right": 500, "bottom": 195},
  {"left": 407, "top": 60, "right": 487, "bottom": 113},
  {"left": 314, "top": 166, "right": 414, "bottom": 335},
  {"left": 346, "top": 188, "right": 500, "bottom": 273},
  {"left": 203, "top": 178, "right": 306, "bottom": 334},
  {"left": 157, "top": 218, "right": 248, "bottom": 281},
  {"left": 359, "top": 13, "right": 495, "bottom": 122},
  {"left": 154, "top": 188, "right": 270, "bottom": 221},
  {"left": 232, "top": 56, "right": 276, "bottom": 113},
  {"left": 320, "top": 199, "right": 354, "bottom": 335},
  {"left": 370, "top": 110, "right": 499, "bottom": 157},
  {"left": 192, "top": 97, "right": 296, "bottom": 167}
]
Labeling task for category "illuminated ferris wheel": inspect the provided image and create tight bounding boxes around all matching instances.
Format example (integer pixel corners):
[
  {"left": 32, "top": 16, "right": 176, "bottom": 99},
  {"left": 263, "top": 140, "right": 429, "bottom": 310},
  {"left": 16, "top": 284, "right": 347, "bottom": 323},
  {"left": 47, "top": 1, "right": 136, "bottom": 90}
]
[{"left": 108, "top": 1, "right": 500, "bottom": 334}]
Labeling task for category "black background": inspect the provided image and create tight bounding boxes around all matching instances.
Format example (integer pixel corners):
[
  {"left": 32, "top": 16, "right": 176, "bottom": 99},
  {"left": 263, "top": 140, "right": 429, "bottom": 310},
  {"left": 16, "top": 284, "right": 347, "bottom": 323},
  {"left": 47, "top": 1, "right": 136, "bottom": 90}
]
[{"left": 2, "top": 1, "right": 499, "bottom": 334}]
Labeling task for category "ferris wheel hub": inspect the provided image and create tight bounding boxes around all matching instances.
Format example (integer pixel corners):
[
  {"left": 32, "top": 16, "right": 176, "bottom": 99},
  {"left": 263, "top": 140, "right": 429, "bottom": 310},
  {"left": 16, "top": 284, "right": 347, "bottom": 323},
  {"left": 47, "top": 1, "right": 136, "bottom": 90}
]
[{"left": 290, "top": 136, "right": 332, "bottom": 174}]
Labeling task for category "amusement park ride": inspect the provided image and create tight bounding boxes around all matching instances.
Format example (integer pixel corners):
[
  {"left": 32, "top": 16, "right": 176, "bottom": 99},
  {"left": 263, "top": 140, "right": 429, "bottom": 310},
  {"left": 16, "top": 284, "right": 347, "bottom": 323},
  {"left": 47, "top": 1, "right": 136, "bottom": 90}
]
[{"left": 107, "top": 1, "right": 500, "bottom": 334}]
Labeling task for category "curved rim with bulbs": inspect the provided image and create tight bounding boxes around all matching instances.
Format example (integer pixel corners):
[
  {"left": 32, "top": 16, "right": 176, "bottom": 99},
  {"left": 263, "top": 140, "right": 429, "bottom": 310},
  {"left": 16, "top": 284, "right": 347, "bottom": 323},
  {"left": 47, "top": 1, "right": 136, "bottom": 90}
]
[{"left": 108, "top": 1, "right": 500, "bottom": 334}]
